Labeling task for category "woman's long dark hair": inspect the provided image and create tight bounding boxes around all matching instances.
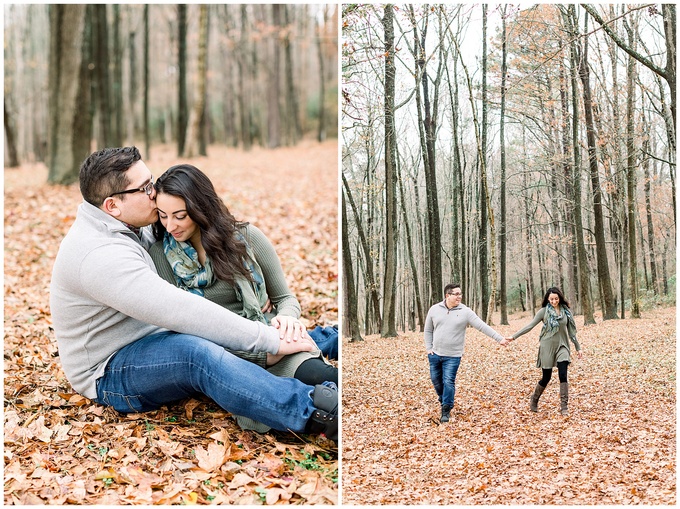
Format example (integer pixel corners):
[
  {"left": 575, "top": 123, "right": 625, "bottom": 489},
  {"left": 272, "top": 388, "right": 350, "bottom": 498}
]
[
  {"left": 153, "top": 164, "right": 252, "bottom": 284},
  {"left": 541, "top": 287, "right": 570, "bottom": 309}
]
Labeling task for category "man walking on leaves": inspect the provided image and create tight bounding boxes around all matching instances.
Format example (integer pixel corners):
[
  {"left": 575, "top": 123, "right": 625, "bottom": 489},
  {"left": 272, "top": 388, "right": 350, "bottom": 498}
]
[{"left": 424, "top": 283, "right": 510, "bottom": 423}]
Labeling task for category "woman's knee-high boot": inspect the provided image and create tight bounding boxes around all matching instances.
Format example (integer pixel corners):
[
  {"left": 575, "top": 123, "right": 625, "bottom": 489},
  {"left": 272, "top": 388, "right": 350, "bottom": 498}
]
[
  {"left": 559, "top": 382, "right": 569, "bottom": 416},
  {"left": 530, "top": 383, "right": 545, "bottom": 412}
]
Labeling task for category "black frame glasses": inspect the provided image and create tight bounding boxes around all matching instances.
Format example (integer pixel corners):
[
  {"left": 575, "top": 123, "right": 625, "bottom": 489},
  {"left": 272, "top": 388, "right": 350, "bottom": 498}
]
[
  {"left": 446, "top": 292, "right": 462, "bottom": 296},
  {"left": 110, "top": 177, "right": 154, "bottom": 197}
]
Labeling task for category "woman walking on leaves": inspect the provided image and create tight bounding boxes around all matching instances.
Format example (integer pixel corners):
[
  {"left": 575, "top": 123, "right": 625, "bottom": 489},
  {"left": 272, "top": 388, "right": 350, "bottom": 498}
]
[{"left": 508, "top": 287, "right": 583, "bottom": 415}]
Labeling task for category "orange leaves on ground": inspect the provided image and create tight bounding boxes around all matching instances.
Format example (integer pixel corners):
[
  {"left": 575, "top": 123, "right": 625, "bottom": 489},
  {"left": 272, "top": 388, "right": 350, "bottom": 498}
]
[
  {"left": 4, "top": 142, "right": 337, "bottom": 505},
  {"left": 342, "top": 307, "right": 676, "bottom": 504}
]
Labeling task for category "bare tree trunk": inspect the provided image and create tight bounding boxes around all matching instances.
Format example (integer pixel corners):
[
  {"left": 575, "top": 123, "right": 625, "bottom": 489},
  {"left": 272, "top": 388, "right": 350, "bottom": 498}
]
[
  {"left": 284, "top": 5, "right": 301, "bottom": 144},
  {"left": 316, "top": 6, "right": 327, "bottom": 142},
  {"left": 238, "top": 6, "right": 252, "bottom": 150},
  {"left": 558, "top": 58, "right": 578, "bottom": 304},
  {"left": 92, "top": 5, "right": 111, "bottom": 149},
  {"left": 410, "top": 5, "right": 443, "bottom": 305},
  {"left": 381, "top": 4, "right": 398, "bottom": 338},
  {"left": 479, "top": 5, "right": 490, "bottom": 321},
  {"left": 642, "top": 109, "right": 659, "bottom": 294},
  {"left": 177, "top": 4, "right": 188, "bottom": 156},
  {"left": 127, "top": 30, "right": 137, "bottom": 144},
  {"left": 626, "top": 21, "right": 641, "bottom": 318},
  {"left": 565, "top": 5, "right": 595, "bottom": 324},
  {"left": 111, "top": 5, "right": 123, "bottom": 147},
  {"left": 268, "top": 4, "right": 282, "bottom": 148},
  {"left": 185, "top": 4, "right": 209, "bottom": 157},
  {"left": 4, "top": 99, "right": 20, "bottom": 167},
  {"left": 47, "top": 5, "right": 91, "bottom": 185},
  {"left": 342, "top": 189, "right": 364, "bottom": 342},
  {"left": 579, "top": 12, "right": 617, "bottom": 319},
  {"left": 143, "top": 5, "right": 150, "bottom": 158},
  {"left": 343, "top": 172, "right": 382, "bottom": 332},
  {"left": 499, "top": 6, "right": 509, "bottom": 325},
  {"left": 398, "top": 153, "right": 425, "bottom": 332}
]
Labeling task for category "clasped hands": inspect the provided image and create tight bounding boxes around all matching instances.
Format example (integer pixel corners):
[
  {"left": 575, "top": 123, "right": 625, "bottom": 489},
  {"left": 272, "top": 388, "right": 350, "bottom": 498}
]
[{"left": 270, "top": 315, "right": 316, "bottom": 359}]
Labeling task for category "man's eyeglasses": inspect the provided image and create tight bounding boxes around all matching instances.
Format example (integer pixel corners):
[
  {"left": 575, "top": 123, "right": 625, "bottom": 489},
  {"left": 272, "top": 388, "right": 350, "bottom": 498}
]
[
  {"left": 447, "top": 292, "right": 462, "bottom": 296},
  {"left": 110, "top": 177, "right": 154, "bottom": 197}
]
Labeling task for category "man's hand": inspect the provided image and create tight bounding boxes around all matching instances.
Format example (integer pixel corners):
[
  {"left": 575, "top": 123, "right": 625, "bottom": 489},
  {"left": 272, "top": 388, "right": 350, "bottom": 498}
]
[
  {"left": 499, "top": 338, "right": 510, "bottom": 347},
  {"left": 271, "top": 315, "right": 306, "bottom": 343},
  {"left": 276, "top": 334, "right": 316, "bottom": 355}
]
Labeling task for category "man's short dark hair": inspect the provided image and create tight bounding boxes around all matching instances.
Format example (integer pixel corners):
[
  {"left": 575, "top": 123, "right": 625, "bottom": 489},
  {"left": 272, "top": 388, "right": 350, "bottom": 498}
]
[
  {"left": 79, "top": 146, "right": 142, "bottom": 206},
  {"left": 444, "top": 283, "right": 461, "bottom": 296}
]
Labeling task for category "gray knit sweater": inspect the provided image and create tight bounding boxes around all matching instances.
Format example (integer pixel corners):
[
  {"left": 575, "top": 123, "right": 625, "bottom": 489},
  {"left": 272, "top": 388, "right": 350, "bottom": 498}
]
[
  {"left": 49, "top": 202, "right": 281, "bottom": 400},
  {"left": 424, "top": 302, "right": 504, "bottom": 357}
]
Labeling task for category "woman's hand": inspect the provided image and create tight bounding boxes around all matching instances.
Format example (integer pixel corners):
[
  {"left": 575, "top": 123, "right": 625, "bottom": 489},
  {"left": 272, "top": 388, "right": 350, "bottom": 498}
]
[
  {"left": 261, "top": 298, "right": 274, "bottom": 314},
  {"left": 271, "top": 315, "right": 307, "bottom": 343},
  {"left": 576, "top": 350, "right": 583, "bottom": 359},
  {"left": 275, "top": 334, "right": 316, "bottom": 356}
]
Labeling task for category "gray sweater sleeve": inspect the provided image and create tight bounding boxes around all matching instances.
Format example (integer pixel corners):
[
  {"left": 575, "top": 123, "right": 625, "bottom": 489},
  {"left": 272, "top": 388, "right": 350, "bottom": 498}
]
[
  {"left": 512, "top": 307, "right": 546, "bottom": 339},
  {"left": 80, "top": 242, "right": 281, "bottom": 354},
  {"left": 466, "top": 308, "right": 505, "bottom": 342},
  {"left": 424, "top": 307, "right": 435, "bottom": 351}
]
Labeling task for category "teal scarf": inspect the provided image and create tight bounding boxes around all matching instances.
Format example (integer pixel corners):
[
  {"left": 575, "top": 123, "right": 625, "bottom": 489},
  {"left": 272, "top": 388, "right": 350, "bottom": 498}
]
[
  {"left": 542, "top": 304, "right": 575, "bottom": 337},
  {"left": 163, "top": 232, "right": 213, "bottom": 296},
  {"left": 163, "top": 230, "right": 269, "bottom": 324}
]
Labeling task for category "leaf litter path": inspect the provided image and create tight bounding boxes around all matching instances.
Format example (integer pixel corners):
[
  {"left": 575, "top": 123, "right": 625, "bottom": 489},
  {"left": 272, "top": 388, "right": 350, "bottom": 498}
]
[
  {"left": 342, "top": 307, "right": 675, "bottom": 505},
  {"left": 4, "top": 141, "right": 338, "bottom": 505}
]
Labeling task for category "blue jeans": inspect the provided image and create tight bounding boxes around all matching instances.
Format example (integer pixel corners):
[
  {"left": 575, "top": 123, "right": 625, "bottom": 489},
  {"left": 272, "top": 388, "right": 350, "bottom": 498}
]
[
  {"left": 94, "top": 331, "right": 316, "bottom": 432},
  {"left": 428, "top": 353, "right": 461, "bottom": 409},
  {"left": 309, "top": 326, "right": 338, "bottom": 360}
]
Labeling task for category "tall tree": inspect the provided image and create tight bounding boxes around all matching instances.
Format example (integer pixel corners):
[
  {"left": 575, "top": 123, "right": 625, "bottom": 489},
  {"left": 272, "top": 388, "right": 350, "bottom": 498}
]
[
  {"left": 578, "top": 12, "right": 617, "bottom": 319},
  {"left": 381, "top": 4, "right": 398, "bottom": 338},
  {"left": 177, "top": 4, "right": 188, "bottom": 156},
  {"left": 47, "top": 5, "right": 91, "bottom": 184},
  {"left": 343, "top": 189, "right": 364, "bottom": 342},
  {"left": 564, "top": 5, "right": 594, "bottom": 324},
  {"left": 184, "top": 4, "right": 210, "bottom": 157},
  {"left": 343, "top": 172, "right": 382, "bottom": 332},
  {"left": 626, "top": 14, "right": 641, "bottom": 318},
  {"left": 92, "top": 5, "right": 112, "bottom": 149},
  {"left": 409, "top": 4, "right": 443, "bottom": 305},
  {"left": 268, "top": 4, "right": 282, "bottom": 148},
  {"left": 284, "top": 5, "right": 302, "bottom": 144},
  {"left": 111, "top": 5, "right": 123, "bottom": 147},
  {"left": 143, "top": 5, "right": 150, "bottom": 158},
  {"left": 4, "top": 99, "right": 20, "bottom": 167},
  {"left": 316, "top": 6, "right": 327, "bottom": 142},
  {"left": 499, "top": 6, "right": 509, "bottom": 325}
]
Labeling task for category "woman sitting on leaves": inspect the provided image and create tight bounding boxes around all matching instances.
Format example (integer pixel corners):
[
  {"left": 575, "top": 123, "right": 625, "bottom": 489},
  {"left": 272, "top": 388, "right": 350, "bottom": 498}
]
[{"left": 148, "top": 164, "right": 337, "bottom": 433}]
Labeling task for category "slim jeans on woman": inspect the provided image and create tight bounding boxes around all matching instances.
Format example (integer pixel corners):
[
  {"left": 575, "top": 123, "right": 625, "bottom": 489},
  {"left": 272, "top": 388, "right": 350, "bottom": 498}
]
[
  {"left": 427, "top": 353, "right": 461, "bottom": 409},
  {"left": 94, "top": 331, "right": 316, "bottom": 432}
]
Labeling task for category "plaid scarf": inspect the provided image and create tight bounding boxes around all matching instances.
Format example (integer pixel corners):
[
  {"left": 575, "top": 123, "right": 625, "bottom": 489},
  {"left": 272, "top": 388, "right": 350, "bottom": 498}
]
[{"left": 542, "top": 304, "right": 575, "bottom": 337}]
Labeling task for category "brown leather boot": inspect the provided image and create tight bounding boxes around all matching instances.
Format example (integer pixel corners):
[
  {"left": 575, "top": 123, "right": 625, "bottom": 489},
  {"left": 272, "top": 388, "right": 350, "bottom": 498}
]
[
  {"left": 530, "top": 383, "right": 545, "bottom": 412},
  {"left": 560, "top": 382, "right": 569, "bottom": 416}
]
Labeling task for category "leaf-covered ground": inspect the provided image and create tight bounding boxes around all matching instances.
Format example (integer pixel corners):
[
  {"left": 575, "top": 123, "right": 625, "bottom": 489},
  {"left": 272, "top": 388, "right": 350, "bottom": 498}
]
[
  {"left": 4, "top": 141, "right": 338, "bottom": 505},
  {"left": 342, "top": 307, "right": 676, "bottom": 505}
]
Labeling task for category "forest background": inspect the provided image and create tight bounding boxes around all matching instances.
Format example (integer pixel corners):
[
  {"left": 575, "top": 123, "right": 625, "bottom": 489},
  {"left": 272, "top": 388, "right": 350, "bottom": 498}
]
[
  {"left": 4, "top": 3, "right": 339, "bottom": 505},
  {"left": 341, "top": 4, "right": 676, "bottom": 339}
]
